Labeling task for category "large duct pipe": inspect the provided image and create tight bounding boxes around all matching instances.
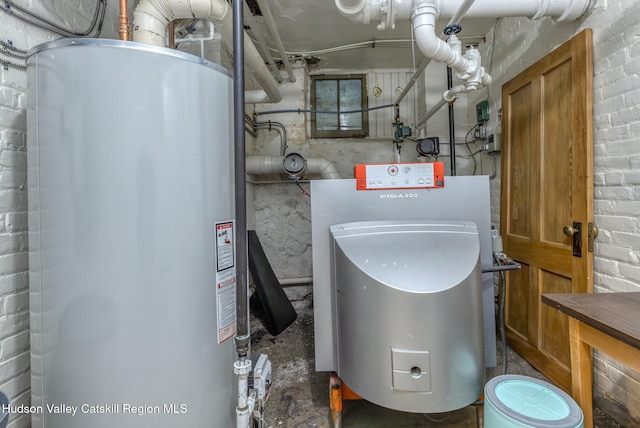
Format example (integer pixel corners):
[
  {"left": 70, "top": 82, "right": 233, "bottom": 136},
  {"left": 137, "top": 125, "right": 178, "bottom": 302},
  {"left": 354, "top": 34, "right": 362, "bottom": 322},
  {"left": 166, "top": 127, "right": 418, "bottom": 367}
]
[
  {"left": 133, "top": 0, "right": 282, "bottom": 103},
  {"left": 246, "top": 155, "right": 341, "bottom": 180},
  {"left": 335, "top": 0, "right": 589, "bottom": 25}
]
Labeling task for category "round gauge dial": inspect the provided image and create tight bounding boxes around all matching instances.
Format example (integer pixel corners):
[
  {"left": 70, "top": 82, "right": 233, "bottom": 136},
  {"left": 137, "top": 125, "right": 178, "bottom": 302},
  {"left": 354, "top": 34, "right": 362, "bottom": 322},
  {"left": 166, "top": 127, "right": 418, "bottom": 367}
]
[{"left": 283, "top": 153, "right": 306, "bottom": 177}]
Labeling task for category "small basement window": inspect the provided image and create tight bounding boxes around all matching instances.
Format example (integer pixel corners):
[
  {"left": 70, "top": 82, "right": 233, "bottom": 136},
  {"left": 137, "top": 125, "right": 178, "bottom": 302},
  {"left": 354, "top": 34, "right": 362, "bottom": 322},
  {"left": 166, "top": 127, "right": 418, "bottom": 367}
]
[{"left": 310, "top": 74, "right": 369, "bottom": 138}]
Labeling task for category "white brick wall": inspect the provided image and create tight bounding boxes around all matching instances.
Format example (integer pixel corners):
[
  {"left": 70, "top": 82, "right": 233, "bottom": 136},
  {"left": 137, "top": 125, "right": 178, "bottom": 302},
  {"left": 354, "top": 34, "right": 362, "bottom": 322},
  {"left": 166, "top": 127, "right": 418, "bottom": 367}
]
[
  {"left": 0, "top": 2, "right": 120, "bottom": 426},
  {"left": 468, "top": 0, "right": 640, "bottom": 421}
]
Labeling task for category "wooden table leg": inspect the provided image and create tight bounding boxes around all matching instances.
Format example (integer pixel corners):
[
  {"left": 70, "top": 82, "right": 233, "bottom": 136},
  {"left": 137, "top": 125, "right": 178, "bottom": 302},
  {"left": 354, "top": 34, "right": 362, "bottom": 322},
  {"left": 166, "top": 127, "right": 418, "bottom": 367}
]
[{"left": 569, "top": 318, "right": 593, "bottom": 428}]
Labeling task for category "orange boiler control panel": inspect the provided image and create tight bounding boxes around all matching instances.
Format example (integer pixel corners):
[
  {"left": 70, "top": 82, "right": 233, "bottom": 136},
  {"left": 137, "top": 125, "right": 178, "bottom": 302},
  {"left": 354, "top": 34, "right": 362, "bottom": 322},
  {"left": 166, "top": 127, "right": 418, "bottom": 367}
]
[{"left": 354, "top": 162, "right": 445, "bottom": 190}]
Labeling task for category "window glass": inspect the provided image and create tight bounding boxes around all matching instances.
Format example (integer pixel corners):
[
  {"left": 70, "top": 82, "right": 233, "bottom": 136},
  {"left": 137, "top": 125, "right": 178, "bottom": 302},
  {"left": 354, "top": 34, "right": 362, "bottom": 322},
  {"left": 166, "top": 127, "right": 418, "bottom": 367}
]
[{"left": 310, "top": 75, "right": 368, "bottom": 138}]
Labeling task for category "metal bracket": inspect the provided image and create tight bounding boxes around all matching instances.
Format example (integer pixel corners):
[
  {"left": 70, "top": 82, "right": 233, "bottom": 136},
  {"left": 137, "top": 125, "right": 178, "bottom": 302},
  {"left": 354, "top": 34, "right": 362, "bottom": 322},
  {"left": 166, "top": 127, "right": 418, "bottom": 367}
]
[
  {"left": 572, "top": 221, "right": 582, "bottom": 257},
  {"left": 588, "top": 222, "right": 598, "bottom": 253}
]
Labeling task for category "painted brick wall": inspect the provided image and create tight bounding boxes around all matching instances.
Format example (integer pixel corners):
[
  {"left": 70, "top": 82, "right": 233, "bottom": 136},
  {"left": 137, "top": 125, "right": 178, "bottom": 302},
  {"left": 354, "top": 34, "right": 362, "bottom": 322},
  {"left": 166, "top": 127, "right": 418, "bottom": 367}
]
[
  {"left": 0, "top": 2, "right": 120, "bottom": 426},
  {"left": 467, "top": 0, "right": 640, "bottom": 421}
]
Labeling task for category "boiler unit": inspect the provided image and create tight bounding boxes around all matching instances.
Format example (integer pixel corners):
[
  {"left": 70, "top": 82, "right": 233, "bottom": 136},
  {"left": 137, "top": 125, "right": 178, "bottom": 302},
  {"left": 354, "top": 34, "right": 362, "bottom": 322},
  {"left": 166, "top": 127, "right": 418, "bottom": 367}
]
[
  {"left": 311, "top": 175, "right": 495, "bottom": 413},
  {"left": 331, "top": 220, "right": 484, "bottom": 412},
  {"left": 27, "top": 39, "right": 236, "bottom": 428}
]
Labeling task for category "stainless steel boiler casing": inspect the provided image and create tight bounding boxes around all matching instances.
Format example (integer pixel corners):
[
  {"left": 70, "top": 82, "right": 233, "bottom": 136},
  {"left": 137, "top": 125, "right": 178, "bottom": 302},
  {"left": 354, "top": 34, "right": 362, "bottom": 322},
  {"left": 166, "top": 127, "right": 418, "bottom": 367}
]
[
  {"left": 26, "top": 40, "right": 235, "bottom": 427},
  {"left": 331, "top": 221, "right": 484, "bottom": 413}
]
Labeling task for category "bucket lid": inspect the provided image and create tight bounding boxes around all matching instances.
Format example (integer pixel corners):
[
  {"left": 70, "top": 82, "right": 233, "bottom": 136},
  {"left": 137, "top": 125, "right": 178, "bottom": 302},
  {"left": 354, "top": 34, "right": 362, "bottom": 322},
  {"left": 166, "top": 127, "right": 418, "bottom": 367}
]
[{"left": 485, "top": 375, "right": 583, "bottom": 427}]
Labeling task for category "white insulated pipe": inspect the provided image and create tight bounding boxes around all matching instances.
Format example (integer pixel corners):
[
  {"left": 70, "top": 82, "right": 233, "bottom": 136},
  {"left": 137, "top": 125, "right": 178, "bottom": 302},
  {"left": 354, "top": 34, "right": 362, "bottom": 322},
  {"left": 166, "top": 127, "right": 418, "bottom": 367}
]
[
  {"left": 412, "top": 2, "right": 470, "bottom": 74},
  {"left": 244, "top": 1, "right": 283, "bottom": 83},
  {"left": 246, "top": 155, "right": 341, "bottom": 180},
  {"left": 335, "top": 0, "right": 589, "bottom": 25},
  {"left": 306, "top": 158, "right": 342, "bottom": 180},
  {"left": 255, "top": 0, "right": 296, "bottom": 83},
  {"left": 446, "top": 0, "right": 476, "bottom": 26},
  {"left": 335, "top": 0, "right": 414, "bottom": 29},
  {"left": 132, "top": 0, "right": 283, "bottom": 103}
]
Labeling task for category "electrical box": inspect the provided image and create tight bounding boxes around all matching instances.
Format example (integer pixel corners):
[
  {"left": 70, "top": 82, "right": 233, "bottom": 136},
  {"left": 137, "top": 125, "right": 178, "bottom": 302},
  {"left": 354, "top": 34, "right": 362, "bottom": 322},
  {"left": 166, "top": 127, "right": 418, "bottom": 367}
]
[
  {"left": 483, "top": 134, "right": 501, "bottom": 154},
  {"left": 354, "top": 162, "right": 445, "bottom": 190},
  {"left": 476, "top": 100, "right": 489, "bottom": 123}
]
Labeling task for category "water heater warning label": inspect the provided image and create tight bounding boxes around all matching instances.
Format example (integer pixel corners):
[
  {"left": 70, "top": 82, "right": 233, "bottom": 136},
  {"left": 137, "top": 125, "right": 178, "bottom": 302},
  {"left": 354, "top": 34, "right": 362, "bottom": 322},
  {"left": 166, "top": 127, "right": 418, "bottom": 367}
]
[
  {"left": 215, "top": 221, "right": 236, "bottom": 343},
  {"left": 216, "top": 222, "right": 235, "bottom": 271}
]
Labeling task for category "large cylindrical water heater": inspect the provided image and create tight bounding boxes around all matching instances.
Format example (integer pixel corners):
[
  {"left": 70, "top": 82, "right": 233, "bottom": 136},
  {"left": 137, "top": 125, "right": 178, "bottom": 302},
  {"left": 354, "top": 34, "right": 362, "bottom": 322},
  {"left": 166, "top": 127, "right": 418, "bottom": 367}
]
[{"left": 26, "top": 39, "right": 236, "bottom": 427}]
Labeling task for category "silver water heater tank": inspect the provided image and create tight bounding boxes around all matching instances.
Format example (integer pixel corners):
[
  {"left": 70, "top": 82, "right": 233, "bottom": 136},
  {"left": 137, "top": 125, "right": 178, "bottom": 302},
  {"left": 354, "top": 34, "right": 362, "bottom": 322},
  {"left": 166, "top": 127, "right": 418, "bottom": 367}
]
[
  {"left": 27, "top": 39, "right": 236, "bottom": 427},
  {"left": 330, "top": 220, "right": 484, "bottom": 413}
]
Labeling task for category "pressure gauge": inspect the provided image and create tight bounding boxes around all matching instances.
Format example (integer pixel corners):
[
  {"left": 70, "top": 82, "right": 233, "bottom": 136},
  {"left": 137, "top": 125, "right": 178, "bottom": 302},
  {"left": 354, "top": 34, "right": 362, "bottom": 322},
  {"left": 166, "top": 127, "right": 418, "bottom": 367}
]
[{"left": 282, "top": 153, "right": 306, "bottom": 180}]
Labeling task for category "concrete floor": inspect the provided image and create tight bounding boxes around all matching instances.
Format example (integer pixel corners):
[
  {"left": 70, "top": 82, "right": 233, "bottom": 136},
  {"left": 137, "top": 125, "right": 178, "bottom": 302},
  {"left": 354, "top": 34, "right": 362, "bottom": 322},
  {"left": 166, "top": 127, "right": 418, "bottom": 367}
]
[{"left": 250, "top": 285, "right": 626, "bottom": 428}]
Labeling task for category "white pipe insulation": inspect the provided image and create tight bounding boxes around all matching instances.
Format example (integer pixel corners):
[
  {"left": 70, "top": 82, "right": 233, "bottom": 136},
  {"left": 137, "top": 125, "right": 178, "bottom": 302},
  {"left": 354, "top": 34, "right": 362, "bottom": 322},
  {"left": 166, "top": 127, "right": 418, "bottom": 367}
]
[
  {"left": 132, "top": 0, "right": 283, "bottom": 103},
  {"left": 246, "top": 155, "right": 341, "bottom": 180},
  {"left": 337, "top": 0, "right": 588, "bottom": 102},
  {"left": 412, "top": 0, "right": 492, "bottom": 98},
  {"left": 335, "top": 0, "right": 590, "bottom": 26}
]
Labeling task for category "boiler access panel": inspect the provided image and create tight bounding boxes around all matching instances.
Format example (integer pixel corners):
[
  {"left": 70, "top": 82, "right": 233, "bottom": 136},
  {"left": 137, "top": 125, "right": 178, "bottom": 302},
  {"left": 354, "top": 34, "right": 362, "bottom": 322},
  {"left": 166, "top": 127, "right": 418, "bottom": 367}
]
[{"left": 354, "top": 162, "right": 445, "bottom": 190}]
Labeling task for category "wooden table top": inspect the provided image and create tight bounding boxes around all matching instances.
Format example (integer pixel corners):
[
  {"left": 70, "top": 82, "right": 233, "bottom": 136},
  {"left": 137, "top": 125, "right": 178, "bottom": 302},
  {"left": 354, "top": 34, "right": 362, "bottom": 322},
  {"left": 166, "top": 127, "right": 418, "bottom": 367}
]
[{"left": 542, "top": 292, "right": 640, "bottom": 350}]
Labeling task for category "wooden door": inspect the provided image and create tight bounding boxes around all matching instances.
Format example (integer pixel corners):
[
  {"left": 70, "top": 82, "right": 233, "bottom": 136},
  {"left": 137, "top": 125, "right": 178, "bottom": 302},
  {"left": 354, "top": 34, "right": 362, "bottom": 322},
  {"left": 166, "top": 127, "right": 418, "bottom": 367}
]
[{"left": 501, "top": 29, "right": 594, "bottom": 392}]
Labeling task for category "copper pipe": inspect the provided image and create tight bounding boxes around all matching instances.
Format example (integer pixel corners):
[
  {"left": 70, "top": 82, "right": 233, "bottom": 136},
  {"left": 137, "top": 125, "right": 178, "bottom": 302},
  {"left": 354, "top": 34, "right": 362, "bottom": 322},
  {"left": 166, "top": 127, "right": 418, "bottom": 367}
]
[
  {"left": 119, "top": 0, "right": 130, "bottom": 41},
  {"left": 168, "top": 21, "right": 176, "bottom": 48}
]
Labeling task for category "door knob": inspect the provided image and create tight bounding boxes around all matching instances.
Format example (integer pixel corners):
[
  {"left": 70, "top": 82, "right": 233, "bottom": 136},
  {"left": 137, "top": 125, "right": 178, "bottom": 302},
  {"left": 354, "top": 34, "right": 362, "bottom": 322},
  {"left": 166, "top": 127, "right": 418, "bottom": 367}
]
[{"left": 563, "top": 226, "right": 575, "bottom": 236}]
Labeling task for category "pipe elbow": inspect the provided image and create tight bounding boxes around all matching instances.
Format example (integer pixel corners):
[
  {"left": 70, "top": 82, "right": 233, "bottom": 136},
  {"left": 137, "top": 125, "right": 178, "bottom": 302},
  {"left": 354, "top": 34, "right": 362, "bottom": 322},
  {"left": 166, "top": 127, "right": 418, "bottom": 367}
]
[
  {"left": 335, "top": 0, "right": 370, "bottom": 24},
  {"left": 132, "top": 1, "right": 171, "bottom": 46},
  {"left": 412, "top": 3, "right": 468, "bottom": 72},
  {"left": 307, "top": 158, "right": 341, "bottom": 180},
  {"left": 245, "top": 90, "right": 271, "bottom": 104}
]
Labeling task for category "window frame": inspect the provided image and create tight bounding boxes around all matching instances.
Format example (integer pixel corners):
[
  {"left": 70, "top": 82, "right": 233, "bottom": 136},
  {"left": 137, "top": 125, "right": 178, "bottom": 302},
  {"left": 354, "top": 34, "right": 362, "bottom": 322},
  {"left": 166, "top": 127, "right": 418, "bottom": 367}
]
[{"left": 310, "top": 74, "right": 369, "bottom": 138}]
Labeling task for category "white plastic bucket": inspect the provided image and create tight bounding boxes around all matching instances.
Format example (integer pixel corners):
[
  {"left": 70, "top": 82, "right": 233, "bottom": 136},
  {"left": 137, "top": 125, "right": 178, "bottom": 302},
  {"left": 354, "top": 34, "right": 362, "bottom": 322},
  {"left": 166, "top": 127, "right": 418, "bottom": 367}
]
[{"left": 484, "top": 375, "right": 583, "bottom": 428}]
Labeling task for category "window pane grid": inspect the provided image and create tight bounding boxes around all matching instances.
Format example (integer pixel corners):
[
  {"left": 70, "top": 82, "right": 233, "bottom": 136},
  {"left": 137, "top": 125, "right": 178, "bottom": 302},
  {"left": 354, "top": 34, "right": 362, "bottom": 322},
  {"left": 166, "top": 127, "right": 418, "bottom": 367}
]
[{"left": 311, "top": 75, "right": 368, "bottom": 138}]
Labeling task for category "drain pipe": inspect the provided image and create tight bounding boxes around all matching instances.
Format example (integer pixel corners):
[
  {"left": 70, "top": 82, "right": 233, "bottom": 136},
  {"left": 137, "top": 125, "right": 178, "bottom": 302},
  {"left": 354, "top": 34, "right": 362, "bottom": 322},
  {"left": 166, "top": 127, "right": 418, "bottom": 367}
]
[
  {"left": 447, "top": 67, "right": 457, "bottom": 176},
  {"left": 132, "top": 0, "right": 283, "bottom": 103},
  {"left": 394, "top": 0, "right": 473, "bottom": 106},
  {"left": 412, "top": 1, "right": 491, "bottom": 95},
  {"left": 230, "top": 1, "right": 256, "bottom": 428},
  {"left": 338, "top": 0, "right": 589, "bottom": 101},
  {"left": 335, "top": 0, "right": 590, "bottom": 26}
]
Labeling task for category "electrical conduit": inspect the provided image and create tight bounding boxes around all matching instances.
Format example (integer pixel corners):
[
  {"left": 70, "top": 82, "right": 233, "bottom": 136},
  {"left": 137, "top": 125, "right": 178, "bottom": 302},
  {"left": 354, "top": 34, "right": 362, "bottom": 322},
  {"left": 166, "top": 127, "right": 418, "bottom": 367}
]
[{"left": 132, "top": 0, "right": 283, "bottom": 103}]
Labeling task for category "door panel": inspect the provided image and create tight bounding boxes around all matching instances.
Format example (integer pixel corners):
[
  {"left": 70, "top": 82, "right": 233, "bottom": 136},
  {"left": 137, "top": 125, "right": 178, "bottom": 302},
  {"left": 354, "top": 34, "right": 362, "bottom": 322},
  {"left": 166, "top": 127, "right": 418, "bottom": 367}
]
[
  {"left": 541, "top": 61, "right": 573, "bottom": 245},
  {"left": 508, "top": 84, "right": 533, "bottom": 239},
  {"left": 539, "top": 270, "right": 571, "bottom": 367},
  {"left": 501, "top": 29, "right": 593, "bottom": 392},
  {"left": 506, "top": 262, "right": 529, "bottom": 340}
]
